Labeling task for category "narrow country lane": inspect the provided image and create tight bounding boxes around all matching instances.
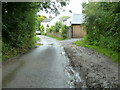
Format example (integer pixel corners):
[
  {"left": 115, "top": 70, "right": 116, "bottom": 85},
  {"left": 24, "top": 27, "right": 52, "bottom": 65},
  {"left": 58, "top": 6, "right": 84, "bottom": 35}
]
[{"left": 2, "top": 35, "right": 71, "bottom": 88}]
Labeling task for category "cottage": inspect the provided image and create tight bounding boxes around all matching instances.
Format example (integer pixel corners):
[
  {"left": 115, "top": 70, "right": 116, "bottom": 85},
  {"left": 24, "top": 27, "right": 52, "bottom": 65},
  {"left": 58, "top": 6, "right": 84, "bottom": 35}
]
[
  {"left": 41, "top": 15, "right": 72, "bottom": 33},
  {"left": 41, "top": 17, "right": 54, "bottom": 33},
  {"left": 71, "top": 14, "right": 86, "bottom": 38},
  {"left": 59, "top": 16, "right": 71, "bottom": 26}
]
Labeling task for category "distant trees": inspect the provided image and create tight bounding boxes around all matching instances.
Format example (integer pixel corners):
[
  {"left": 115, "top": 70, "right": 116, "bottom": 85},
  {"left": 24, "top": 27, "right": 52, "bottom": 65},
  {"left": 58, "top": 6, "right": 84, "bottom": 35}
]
[{"left": 82, "top": 2, "right": 120, "bottom": 52}]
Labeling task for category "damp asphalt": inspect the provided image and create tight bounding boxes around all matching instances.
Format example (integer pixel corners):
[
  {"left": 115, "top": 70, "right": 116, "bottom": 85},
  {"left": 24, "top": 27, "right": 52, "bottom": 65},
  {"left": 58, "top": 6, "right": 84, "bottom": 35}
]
[{"left": 2, "top": 35, "right": 82, "bottom": 88}]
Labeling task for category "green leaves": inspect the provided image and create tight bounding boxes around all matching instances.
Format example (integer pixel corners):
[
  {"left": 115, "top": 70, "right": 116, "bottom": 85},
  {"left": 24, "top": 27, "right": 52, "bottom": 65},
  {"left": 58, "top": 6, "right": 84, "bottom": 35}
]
[
  {"left": 60, "top": 25, "right": 69, "bottom": 39},
  {"left": 83, "top": 2, "right": 120, "bottom": 52},
  {"left": 40, "top": 25, "right": 45, "bottom": 33},
  {"left": 47, "top": 22, "right": 69, "bottom": 39},
  {"left": 2, "top": 3, "right": 40, "bottom": 60},
  {"left": 37, "top": 15, "right": 47, "bottom": 22}
]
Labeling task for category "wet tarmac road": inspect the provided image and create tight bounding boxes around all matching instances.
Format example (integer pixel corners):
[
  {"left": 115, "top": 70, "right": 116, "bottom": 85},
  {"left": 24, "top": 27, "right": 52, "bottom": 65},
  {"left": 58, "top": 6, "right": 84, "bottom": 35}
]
[{"left": 2, "top": 35, "right": 69, "bottom": 88}]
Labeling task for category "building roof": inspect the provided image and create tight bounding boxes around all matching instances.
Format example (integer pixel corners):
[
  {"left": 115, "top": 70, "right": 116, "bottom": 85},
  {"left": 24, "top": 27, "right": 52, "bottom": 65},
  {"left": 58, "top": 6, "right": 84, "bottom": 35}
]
[
  {"left": 42, "top": 17, "right": 54, "bottom": 22},
  {"left": 59, "top": 16, "right": 70, "bottom": 22},
  {"left": 71, "top": 14, "right": 84, "bottom": 24}
]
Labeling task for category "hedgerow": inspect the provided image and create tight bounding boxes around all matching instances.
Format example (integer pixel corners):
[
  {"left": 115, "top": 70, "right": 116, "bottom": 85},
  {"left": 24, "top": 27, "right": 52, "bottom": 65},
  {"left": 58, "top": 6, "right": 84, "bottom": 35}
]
[{"left": 82, "top": 2, "right": 120, "bottom": 52}]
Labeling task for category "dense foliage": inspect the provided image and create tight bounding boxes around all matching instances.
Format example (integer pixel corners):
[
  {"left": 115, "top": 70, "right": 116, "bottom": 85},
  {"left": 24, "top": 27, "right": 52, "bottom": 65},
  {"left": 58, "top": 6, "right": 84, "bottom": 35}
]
[
  {"left": 47, "top": 22, "right": 69, "bottom": 39},
  {"left": 37, "top": 15, "right": 47, "bottom": 22},
  {"left": 2, "top": 2, "right": 67, "bottom": 60},
  {"left": 37, "top": 15, "right": 46, "bottom": 30},
  {"left": 40, "top": 25, "right": 45, "bottom": 34},
  {"left": 82, "top": 2, "right": 120, "bottom": 53},
  {"left": 2, "top": 3, "right": 38, "bottom": 60},
  {"left": 60, "top": 24, "right": 69, "bottom": 39}
]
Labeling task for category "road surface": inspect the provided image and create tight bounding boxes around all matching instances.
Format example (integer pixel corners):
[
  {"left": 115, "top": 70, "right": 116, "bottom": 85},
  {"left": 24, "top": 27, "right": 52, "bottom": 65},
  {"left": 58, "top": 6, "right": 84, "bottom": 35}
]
[{"left": 2, "top": 35, "right": 71, "bottom": 88}]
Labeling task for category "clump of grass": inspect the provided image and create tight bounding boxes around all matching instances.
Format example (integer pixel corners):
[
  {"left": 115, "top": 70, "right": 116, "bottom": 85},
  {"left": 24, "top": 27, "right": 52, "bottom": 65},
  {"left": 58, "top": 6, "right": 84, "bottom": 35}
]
[
  {"left": 34, "top": 36, "right": 40, "bottom": 41},
  {"left": 46, "top": 35, "right": 67, "bottom": 40},
  {"left": 2, "top": 48, "right": 28, "bottom": 61},
  {"left": 36, "top": 43, "right": 43, "bottom": 46},
  {"left": 2, "top": 36, "right": 41, "bottom": 61},
  {"left": 73, "top": 40, "right": 119, "bottom": 63}
]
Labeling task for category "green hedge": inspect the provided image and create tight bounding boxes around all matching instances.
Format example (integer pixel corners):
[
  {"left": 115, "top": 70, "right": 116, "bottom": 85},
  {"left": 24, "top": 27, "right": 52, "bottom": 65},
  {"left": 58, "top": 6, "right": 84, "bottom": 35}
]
[
  {"left": 83, "top": 2, "right": 120, "bottom": 52},
  {"left": 2, "top": 3, "right": 39, "bottom": 60}
]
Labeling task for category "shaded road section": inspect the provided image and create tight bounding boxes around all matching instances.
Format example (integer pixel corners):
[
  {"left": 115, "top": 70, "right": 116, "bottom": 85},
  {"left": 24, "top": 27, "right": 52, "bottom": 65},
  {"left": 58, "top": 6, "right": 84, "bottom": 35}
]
[{"left": 3, "top": 35, "right": 69, "bottom": 88}]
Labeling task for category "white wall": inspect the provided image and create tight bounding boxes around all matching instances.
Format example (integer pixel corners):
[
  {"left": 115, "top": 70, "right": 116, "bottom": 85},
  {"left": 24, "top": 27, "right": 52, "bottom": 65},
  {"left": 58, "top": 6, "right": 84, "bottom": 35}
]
[
  {"left": 41, "top": 12, "right": 73, "bottom": 33},
  {"left": 49, "top": 15, "right": 61, "bottom": 27},
  {"left": 64, "top": 17, "right": 72, "bottom": 26},
  {"left": 41, "top": 22, "right": 49, "bottom": 33}
]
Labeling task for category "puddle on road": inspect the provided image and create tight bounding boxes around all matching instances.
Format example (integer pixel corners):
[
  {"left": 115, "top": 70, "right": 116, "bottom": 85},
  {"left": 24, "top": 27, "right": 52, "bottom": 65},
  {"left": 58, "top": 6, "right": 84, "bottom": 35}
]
[
  {"left": 65, "top": 66, "right": 81, "bottom": 88},
  {"left": 64, "top": 56, "right": 87, "bottom": 88}
]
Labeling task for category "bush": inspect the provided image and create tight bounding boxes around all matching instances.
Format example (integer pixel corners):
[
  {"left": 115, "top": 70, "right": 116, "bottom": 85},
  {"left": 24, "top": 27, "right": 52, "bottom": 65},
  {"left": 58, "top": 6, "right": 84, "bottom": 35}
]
[
  {"left": 40, "top": 25, "right": 45, "bottom": 33},
  {"left": 54, "top": 22, "right": 62, "bottom": 32},
  {"left": 47, "top": 26, "right": 54, "bottom": 33},
  {"left": 2, "top": 3, "right": 39, "bottom": 60},
  {"left": 47, "top": 22, "right": 69, "bottom": 39},
  {"left": 2, "top": 43, "right": 11, "bottom": 55},
  {"left": 60, "top": 25, "right": 69, "bottom": 39}
]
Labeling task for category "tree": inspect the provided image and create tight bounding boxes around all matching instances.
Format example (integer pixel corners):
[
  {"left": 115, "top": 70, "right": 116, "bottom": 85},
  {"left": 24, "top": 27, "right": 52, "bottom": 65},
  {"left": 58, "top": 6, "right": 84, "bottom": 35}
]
[{"left": 37, "top": 15, "right": 47, "bottom": 22}]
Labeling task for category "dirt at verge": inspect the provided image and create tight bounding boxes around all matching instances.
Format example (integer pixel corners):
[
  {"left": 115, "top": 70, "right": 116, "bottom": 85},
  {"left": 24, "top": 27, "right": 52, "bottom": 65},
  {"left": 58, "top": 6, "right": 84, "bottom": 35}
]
[{"left": 63, "top": 44, "right": 119, "bottom": 88}]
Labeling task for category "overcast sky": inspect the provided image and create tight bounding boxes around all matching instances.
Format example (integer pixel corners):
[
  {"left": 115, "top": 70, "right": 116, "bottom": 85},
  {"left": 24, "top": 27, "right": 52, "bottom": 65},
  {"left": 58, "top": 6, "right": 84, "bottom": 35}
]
[
  {"left": 64, "top": 0, "right": 87, "bottom": 14},
  {"left": 37, "top": 0, "right": 88, "bottom": 17}
]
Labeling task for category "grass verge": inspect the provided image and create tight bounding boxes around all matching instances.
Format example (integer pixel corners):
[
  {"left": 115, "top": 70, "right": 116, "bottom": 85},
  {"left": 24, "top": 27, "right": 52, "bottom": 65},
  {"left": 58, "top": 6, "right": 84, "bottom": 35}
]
[
  {"left": 73, "top": 40, "right": 119, "bottom": 63},
  {"left": 46, "top": 35, "right": 66, "bottom": 40},
  {"left": 36, "top": 43, "right": 43, "bottom": 46},
  {"left": 2, "top": 36, "right": 41, "bottom": 61},
  {"left": 34, "top": 36, "right": 40, "bottom": 41},
  {"left": 0, "top": 39, "right": 1, "bottom": 61}
]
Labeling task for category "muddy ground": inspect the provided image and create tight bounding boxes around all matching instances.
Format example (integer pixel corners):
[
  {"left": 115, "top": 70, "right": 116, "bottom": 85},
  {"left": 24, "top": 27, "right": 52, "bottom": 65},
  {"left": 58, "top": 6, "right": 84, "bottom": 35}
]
[{"left": 60, "top": 40, "right": 119, "bottom": 88}]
